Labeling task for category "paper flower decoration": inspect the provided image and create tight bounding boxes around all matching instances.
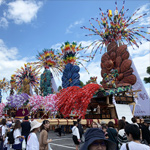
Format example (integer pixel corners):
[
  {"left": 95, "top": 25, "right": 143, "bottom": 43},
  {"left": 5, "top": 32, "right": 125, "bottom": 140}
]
[
  {"left": 81, "top": 0, "right": 150, "bottom": 59},
  {"left": 14, "top": 64, "right": 40, "bottom": 89},
  {"left": 0, "top": 78, "right": 10, "bottom": 92},
  {"left": 62, "top": 63, "right": 80, "bottom": 88},
  {"left": 44, "top": 94, "right": 58, "bottom": 113},
  {"left": 56, "top": 83, "right": 102, "bottom": 118},
  {"left": 29, "top": 95, "right": 44, "bottom": 112},
  {"left": 29, "top": 94, "right": 58, "bottom": 113},
  {"left": 40, "top": 69, "right": 52, "bottom": 96},
  {"left": 61, "top": 41, "right": 83, "bottom": 65},
  {"left": 0, "top": 103, "right": 5, "bottom": 116},
  {"left": 7, "top": 93, "right": 29, "bottom": 109}
]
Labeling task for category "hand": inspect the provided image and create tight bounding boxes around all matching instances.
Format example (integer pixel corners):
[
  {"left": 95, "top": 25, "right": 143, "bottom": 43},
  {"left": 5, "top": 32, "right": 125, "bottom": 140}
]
[
  {"left": 48, "top": 139, "right": 52, "bottom": 143},
  {"left": 21, "top": 136, "right": 25, "bottom": 139},
  {"left": 78, "top": 139, "right": 81, "bottom": 142}
]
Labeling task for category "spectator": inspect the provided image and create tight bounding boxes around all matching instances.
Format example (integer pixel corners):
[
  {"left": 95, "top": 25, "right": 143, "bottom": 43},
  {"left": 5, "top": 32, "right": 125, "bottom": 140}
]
[
  {"left": 72, "top": 121, "right": 80, "bottom": 150},
  {"left": 91, "top": 121, "right": 100, "bottom": 128},
  {"left": 0, "top": 119, "right": 7, "bottom": 150},
  {"left": 101, "top": 121, "right": 106, "bottom": 127},
  {"left": 131, "top": 117, "right": 139, "bottom": 127},
  {"left": 77, "top": 118, "right": 84, "bottom": 142},
  {"left": 107, "top": 121, "right": 118, "bottom": 146},
  {"left": 117, "top": 120, "right": 128, "bottom": 149},
  {"left": 39, "top": 120, "right": 52, "bottom": 150},
  {"left": 141, "top": 119, "right": 150, "bottom": 146},
  {"left": 6, "top": 118, "right": 12, "bottom": 128},
  {"left": 12, "top": 120, "right": 25, "bottom": 150},
  {"left": 120, "top": 124, "right": 149, "bottom": 150},
  {"left": 102, "top": 126, "right": 109, "bottom": 139},
  {"left": 122, "top": 116, "right": 129, "bottom": 125},
  {"left": 26, "top": 120, "right": 42, "bottom": 150},
  {"left": 21, "top": 116, "right": 31, "bottom": 143},
  {"left": 3, "top": 132, "right": 10, "bottom": 150},
  {"left": 80, "top": 128, "right": 116, "bottom": 150}
]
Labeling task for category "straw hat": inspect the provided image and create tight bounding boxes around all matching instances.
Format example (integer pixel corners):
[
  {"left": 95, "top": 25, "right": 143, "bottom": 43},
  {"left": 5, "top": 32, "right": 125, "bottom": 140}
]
[{"left": 30, "top": 120, "right": 42, "bottom": 131}]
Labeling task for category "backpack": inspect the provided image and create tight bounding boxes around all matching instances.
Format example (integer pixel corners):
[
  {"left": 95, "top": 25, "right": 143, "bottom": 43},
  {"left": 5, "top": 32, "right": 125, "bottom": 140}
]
[
  {"left": 7, "top": 130, "right": 14, "bottom": 144},
  {"left": 0, "top": 126, "right": 3, "bottom": 141}
]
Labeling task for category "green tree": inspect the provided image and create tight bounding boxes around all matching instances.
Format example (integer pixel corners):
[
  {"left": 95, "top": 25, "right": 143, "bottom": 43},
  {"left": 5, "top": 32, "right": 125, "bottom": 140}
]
[
  {"left": 58, "top": 86, "right": 62, "bottom": 91},
  {"left": 144, "top": 66, "right": 150, "bottom": 83},
  {"left": 80, "top": 81, "right": 85, "bottom": 87}
]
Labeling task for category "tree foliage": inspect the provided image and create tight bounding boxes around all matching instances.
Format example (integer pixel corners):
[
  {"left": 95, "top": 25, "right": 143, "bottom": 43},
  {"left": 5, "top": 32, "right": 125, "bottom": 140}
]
[{"left": 144, "top": 66, "right": 150, "bottom": 84}]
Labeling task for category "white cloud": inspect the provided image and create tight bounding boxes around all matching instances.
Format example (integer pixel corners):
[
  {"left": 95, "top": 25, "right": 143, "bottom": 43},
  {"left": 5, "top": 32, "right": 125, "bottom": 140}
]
[
  {"left": 0, "top": 0, "right": 4, "bottom": 5},
  {"left": 139, "top": 16, "right": 150, "bottom": 26},
  {"left": 80, "top": 61, "right": 102, "bottom": 84},
  {"left": 51, "top": 43, "right": 63, "bottom": 50},
  {"left": 131, "top": 3, "right": 150, "bottom": 26},
  {"left": 132, "top": 3, "right": 149, "bottom": 20},
  {"left": 132, "top": 53, "right": 150, "bottom": 79},
  {"left": 5, "top": 0, "right": 43, "bottom": 24},
  {"left": 0, "top": 39, "right": 28, "bottom": 80},
  {"left": 0, "top": 17, "right": 8, "bottom": 28},
  {"left": 66, "top": 19, "right": 84, "bottom": 34},
  {"left": 128, "top": 41, "right": 150, "bottom": 57}
]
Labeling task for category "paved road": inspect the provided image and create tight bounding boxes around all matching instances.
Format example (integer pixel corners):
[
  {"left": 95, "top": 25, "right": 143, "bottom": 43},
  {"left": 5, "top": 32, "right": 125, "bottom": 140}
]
[
  {"left": 47, "top": 131, "right": 76, "bottom": 150},
  {"left": 10, "top": 130, "right": 83, "bottom": 150}
]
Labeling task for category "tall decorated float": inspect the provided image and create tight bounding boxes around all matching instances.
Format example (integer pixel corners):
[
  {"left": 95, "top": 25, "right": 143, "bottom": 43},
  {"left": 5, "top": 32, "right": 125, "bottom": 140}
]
[
  {"left": 28, "top": 49, "right": 61, "bottom": 118},
  {"left": 5, "top": 64, "right": 40, "bottom": 118},
  {"left": 80, "top": 0, "right": 150, "bottom": 123}
]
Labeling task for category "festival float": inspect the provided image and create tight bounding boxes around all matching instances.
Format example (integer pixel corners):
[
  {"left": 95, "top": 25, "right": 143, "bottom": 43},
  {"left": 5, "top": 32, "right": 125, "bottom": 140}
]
[
  {"left": 28, "top": 49, "right": 61, "bottom": 118},
  {"left": 50, "top": 0, "right": 150, "bottom": 125},
  {"left": 80, "top": 0, "right": 150, "bottom": 123},
  {"left": 5, "top": 64, "right": 40, "bottom": 118},
  {"left": 1, "top": 1, "right": 149, "bottom": 126},
  {"left": 61, "top": 41, "right": 84, "bottom": 88}
]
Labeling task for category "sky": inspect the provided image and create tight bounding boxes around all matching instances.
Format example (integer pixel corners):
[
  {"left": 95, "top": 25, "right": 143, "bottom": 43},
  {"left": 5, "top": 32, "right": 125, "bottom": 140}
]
[{"left": 0, "top": 0, "right": 149, "bottom": 102}]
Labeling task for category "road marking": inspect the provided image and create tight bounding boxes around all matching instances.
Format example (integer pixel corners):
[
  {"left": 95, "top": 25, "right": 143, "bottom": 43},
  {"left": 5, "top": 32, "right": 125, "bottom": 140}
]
[
  {"left": 50, "top": 143, "right": 76, "bottom": 149},
  {"left": 52, "top": 138, "right": 71, "bottom": 141}
]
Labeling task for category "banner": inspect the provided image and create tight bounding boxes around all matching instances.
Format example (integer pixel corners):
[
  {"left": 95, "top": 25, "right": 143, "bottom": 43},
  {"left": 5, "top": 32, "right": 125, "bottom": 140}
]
[{"left": 131, "top": 58, "right": 150, "bottom": 116}]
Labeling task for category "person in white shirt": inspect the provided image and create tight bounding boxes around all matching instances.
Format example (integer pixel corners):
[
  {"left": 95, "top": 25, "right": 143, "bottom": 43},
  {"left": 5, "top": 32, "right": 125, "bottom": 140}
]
[
  {"left": 120, "top": 124, "right": 150, "bottom": 150},
  {"left": 72, "top": 121, "right": 81, "bottom": 150},
  {"left": 0, "top": 119, "right": 7, "bottom": 150},
  {"left": 26, "top": 120, "right": 42, "bottom": 150},
  {"left": 12, "top": 120, "right": 25, "bottom": 150}
]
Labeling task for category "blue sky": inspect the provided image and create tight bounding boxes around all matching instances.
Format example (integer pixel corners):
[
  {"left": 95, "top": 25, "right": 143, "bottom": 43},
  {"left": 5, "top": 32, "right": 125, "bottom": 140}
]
[{"left": 0, "top": 0, "right": 149, "bottom": 102}]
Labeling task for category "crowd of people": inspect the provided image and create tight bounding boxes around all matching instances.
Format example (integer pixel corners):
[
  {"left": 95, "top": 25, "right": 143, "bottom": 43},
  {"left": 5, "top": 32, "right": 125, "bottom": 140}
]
[
  {"left": 0, "top": 116, "right": 150, "bottom": 150},
  {"left": 72, "top": 116, "right": 150, "bottom": 150},
  {"left": 0, "top": 116, "right": 52, "bottom": 150}
]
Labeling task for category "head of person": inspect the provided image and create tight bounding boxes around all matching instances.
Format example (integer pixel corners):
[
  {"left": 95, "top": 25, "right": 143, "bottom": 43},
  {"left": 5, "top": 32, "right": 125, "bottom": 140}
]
[
  {"left": 91, "top": 121, "right": 99, "bottom": 128},
  {"left": 108, "top": 121, "right": 114, "bottom": 128},
  {"left": 102, "top": 126, "right": 107, "bottom": 133},
  {"left": 101, "top": 121, "right": 106, "bottom": 127},
  {"left": 40, "top": 120, "right": 50, "bottom": 132},
  {"left": 143, "top": 119, "right": 150, "bottom": 127},
  {"left": 122, "top": 116, "right": 126, "bottom": 122},
  {"left": 73, "top": 121, "right": 78, "bottom": 127},
  {"left": 125, "top": 124, "right": 140, "bottom": 141},
  {"left": 1, "top": 118, "right": 6, "bottom": 126},
  {"left": 118, "top": 119, "right": 125, "bottom": 130},
  {"left": 30, "top": 120, "right": 42, "bottom": 133},
  {"left": 80, "top": 128, "right": 116, "bottom": 150},
  {"left": 77, "top": 118, "right": 81, "bottom": 124},
  {"left": 131, "top": 117, "right": 137, "bottom": 123},
  {"left": 24, "top": 116, "right": 28, "bottom": 120},
  {"left": 14, "top": 120, "right": 21, "bottom": 130}
]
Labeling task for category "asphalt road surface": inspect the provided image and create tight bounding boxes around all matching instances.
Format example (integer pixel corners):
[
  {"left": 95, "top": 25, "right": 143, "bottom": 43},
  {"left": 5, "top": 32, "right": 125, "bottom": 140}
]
[{"left": 10, "top": 130, "right": 83, "bottom": 150}]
